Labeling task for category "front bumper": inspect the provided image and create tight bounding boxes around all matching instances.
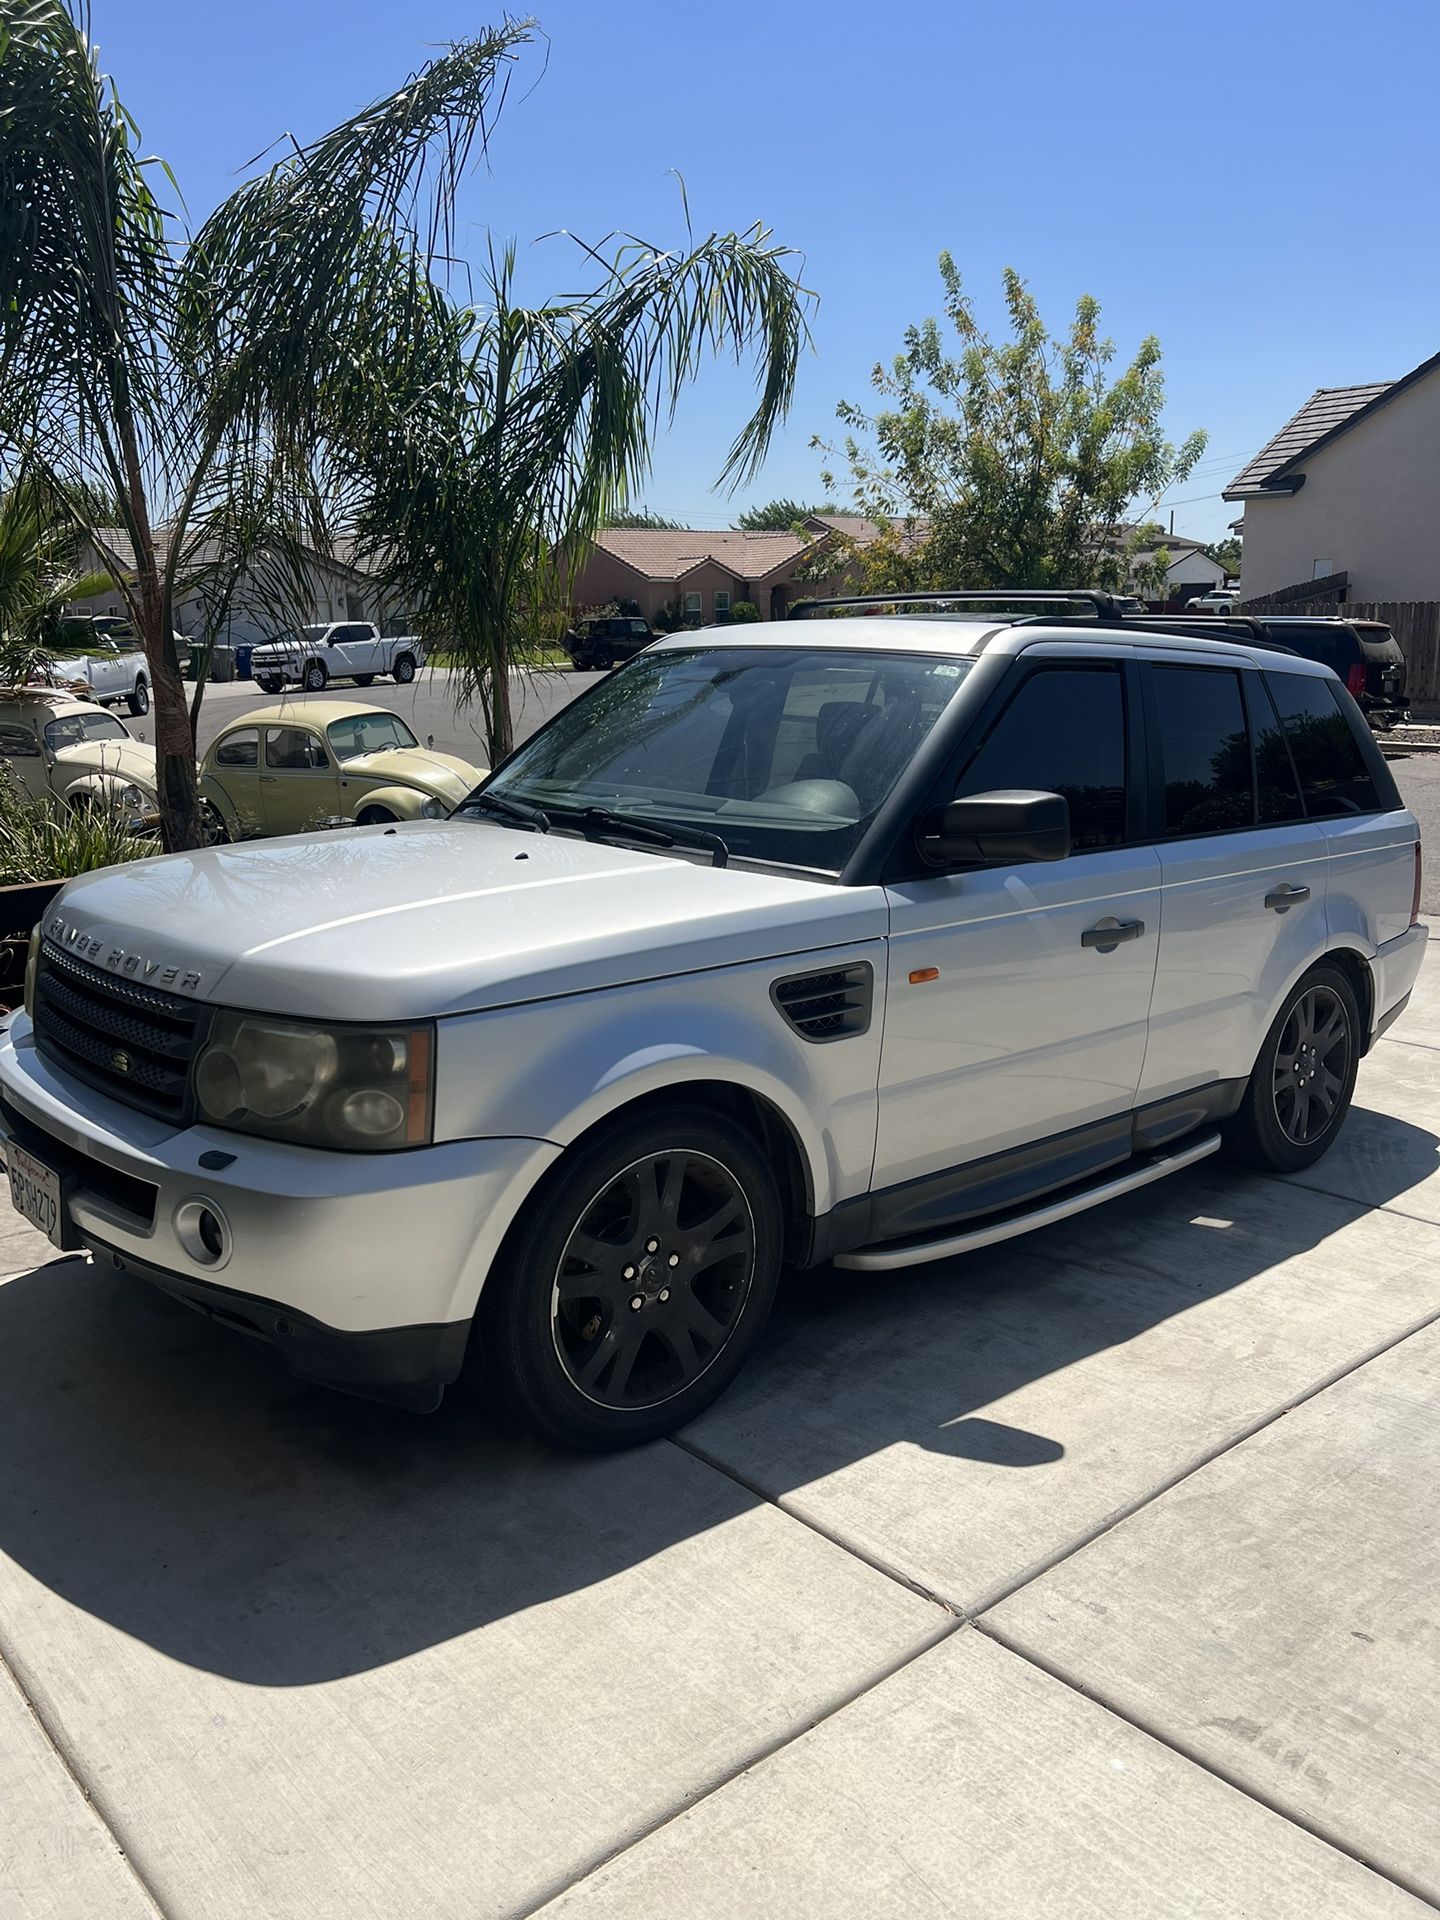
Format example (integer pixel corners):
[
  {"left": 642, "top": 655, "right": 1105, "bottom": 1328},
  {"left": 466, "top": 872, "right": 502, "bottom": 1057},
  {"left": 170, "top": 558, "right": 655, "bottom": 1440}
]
[{"left": 0, "top": 1014, "right": 561, "bottom": 1400}]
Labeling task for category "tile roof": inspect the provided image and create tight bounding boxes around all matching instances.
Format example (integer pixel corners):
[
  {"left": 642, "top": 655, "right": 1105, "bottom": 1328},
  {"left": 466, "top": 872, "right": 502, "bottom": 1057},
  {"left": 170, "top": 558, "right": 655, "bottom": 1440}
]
[
  {"left": 1224, "top": 383, "right": 1394, "bottom": 498},
  {"left": 592, "top": 527, "right": 819, "bottom": 581}
]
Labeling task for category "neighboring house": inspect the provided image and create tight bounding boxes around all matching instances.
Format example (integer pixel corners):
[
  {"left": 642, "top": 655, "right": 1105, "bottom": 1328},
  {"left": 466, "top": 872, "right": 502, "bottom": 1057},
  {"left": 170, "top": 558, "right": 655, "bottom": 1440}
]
[
  {"left": 1224, "top": 351, "right": 1440, "bottom": 603},
  {"left": 65, "top": 528, "right": 402, "bottom": 647},
  {"left": 569, "top": 524, "right": 858, "bottom": 624},
  {"left": 1107, "top": 524, "right": 1227, "bottom": 602}
]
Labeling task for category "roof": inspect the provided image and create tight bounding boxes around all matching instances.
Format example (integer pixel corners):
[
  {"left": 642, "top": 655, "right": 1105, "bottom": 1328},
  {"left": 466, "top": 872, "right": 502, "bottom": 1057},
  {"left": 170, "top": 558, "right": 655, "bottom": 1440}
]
[
  {"left": 590, "top": 527, "right": 820, "bottom": 583},
  {"left": 212, "top": 700, "right": 399, "bottom": 731},
  {"left": 1222, "top": 354, "right": 1440, "bottom": 500},
  {"left": 1102, "top": 521, "right": 1208, "bottom": 556},
  {"left": 84, "top": 527, "right": 372, "bottom": 581}
]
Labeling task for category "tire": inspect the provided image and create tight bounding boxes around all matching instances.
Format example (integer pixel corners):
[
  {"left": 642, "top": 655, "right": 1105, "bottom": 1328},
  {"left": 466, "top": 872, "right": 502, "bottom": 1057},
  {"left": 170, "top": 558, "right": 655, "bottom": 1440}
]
[
  {"left": 392, "top": 653, "right": 416, "bottom": 685},
  {"left": 302, "top": 661, "right": 328, "bottom": 692},
  {"left": 355, "top": 805, "right": 397, "bottom": 826},
  {"left": 200, "top": 802, "right": 230, "bottom": 845},
  {"left": 256, "top": 675, "right": 284, "bottom": 694},
  {"left": 127, "top": 677, "right": 149, "bottom": 717},
  {"left": 476, "top": 1106, "right": 782, "bottom": 1450},
  {"left": 353, "top": 674, "right": 376, "bottom": 687},
  {"left": 592, "top": 644, "right": 615, "bottom": 671},
  {"left": 1224, "top": 962, "right": 1362, "bottom": 1173}
]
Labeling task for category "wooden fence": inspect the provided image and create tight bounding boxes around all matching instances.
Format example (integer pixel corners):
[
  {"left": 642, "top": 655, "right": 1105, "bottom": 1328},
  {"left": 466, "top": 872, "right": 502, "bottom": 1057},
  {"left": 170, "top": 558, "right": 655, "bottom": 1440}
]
[{"left": 1239, "top": 595, "right": 1440, "bottom": 713}]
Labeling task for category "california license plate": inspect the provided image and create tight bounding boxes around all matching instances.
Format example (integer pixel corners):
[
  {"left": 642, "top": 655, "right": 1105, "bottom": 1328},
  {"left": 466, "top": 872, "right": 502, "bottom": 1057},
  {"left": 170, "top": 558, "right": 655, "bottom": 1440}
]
[{"left": 6, "top": 1142, "right": 68, "bottom": 1249}]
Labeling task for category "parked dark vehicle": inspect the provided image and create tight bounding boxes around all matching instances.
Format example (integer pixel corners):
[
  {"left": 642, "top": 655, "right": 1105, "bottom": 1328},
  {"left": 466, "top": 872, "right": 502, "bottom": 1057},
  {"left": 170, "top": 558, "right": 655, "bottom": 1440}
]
[
  {"left": 1251, "top": 619, "right": 1408, "bottom": 730},
  {"left": 563, "top": 616, "right": 656, "bottom": 671}
]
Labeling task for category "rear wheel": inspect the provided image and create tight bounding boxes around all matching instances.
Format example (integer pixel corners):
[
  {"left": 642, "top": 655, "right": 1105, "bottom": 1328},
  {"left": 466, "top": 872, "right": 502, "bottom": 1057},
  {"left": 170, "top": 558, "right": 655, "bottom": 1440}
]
[
  {"left": 127, "top": 677, "right": 149, "bottom": 717},
  {"left": 1224, "top": 962, "right": 1361, "bottom": 1173},
  {"left": 353, "top": 673, "right": 376, "bottom": 687},
  {"left": 256, "top": 674, "right": 283, "bottom": 694},
  {"left": 592, "top": 643, "right": 615, "bottom": 671},
  {"left": 302, "top": 661, "right": 328, "bottom": 692},
  {"left": 476, "top": 1107, "right": 781, "bottom": 1449},
  {"left": 392, "top": 653, "right": 416, "bottom": 684}
]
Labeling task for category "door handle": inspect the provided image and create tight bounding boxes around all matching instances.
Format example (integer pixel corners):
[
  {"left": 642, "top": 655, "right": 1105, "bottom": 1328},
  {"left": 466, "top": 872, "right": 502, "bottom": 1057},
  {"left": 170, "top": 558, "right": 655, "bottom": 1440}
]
[
  {"left": 260, "top": 775, "right": 277, "bottom": 783},
  {"left": 1081, "top": 917, "right": 1145, "bottom": 952},
  {"left": 1265, "top": 884, "right": 1311, "bottom": 912}
]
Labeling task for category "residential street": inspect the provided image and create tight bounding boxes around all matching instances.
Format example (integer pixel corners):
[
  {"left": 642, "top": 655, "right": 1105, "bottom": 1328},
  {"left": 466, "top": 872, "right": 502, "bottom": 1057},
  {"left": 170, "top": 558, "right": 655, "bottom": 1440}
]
[
  {"left": 1, "top": 939, "right": 1436, "bottom": 1917},
  {"left": 179, "top": 668, "right": 1440, "bottom": 911}
]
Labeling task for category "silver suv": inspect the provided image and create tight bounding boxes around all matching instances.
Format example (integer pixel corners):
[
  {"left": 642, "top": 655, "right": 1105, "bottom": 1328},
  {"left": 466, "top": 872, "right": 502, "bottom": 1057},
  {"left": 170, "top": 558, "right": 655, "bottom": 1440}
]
[{"left": 0, "top": 605, "right": 1425, "bottom": 1448}]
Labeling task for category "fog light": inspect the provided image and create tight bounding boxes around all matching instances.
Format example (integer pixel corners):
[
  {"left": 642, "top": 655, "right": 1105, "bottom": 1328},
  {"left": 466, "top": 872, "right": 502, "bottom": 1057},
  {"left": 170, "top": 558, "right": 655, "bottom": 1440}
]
[{"left": 174, "top": 1197, "right": 232, "bottom": 1269}]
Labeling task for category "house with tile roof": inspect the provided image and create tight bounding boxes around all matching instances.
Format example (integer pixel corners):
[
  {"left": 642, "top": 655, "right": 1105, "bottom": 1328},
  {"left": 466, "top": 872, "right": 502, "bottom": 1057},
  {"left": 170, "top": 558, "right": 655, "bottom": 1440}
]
[
  {"left": 571, "top": 520, "right": 871, "bottom": 624},
  {"left": 1224, "top": 351, "right": 1440, "bottom": 603}
]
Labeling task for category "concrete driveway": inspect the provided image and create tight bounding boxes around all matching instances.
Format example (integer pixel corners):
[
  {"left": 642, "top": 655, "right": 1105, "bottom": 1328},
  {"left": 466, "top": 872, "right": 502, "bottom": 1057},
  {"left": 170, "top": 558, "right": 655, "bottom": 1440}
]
[{"left": 2, "top": 943, "right": 1438, "bottom": 1918}]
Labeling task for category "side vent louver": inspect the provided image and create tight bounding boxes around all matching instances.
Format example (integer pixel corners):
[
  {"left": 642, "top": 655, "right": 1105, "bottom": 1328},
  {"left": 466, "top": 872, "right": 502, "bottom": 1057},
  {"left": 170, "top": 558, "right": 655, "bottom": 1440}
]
[{"left": 771, "top": 962, "right": 874, "bottom": 1043}]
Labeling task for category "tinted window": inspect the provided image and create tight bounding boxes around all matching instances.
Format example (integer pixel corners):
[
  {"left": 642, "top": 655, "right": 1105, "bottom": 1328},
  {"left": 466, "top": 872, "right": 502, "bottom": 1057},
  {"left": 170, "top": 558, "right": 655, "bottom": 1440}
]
[
  {"left": 1275, "top": 624, "right": 1356, "bottom": 674},
  {"left": 1264, "top": 673, "right": 1382, "bottom": 818},
  {"left": 1151, "top": 666, "right": 1253, "bottom": 836},
  {"left": 957, "top": 666, "right": 1126, "bottom": 852},
  {"left": 215, "top": 728, "right": 258, "bottom": 768},
  {"left": 1249, "top": 683, "right": 1305, "bottom": 824},
  {"left": 265, "top": 727, "right": 330, "bottom": 771}
]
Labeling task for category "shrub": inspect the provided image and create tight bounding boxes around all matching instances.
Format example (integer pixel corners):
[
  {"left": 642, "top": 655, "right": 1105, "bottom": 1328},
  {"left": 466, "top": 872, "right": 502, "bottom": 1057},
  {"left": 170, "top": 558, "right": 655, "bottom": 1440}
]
[
  {"left": 0, "top": 765, "right": 152, "bottom": 885},
  {"left": 729, "top": 600, "right": 761, "bottom": 623}
]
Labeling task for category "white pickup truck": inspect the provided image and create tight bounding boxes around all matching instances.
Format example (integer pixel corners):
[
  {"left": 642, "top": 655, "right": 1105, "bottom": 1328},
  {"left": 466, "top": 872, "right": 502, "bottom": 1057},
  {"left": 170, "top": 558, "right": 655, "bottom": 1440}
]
[
  {"left": 249, "top": 622, "right": 424, "bottom": 694},
  {"left": 45, "top": 618, "right": 151, "bottom": 716}
]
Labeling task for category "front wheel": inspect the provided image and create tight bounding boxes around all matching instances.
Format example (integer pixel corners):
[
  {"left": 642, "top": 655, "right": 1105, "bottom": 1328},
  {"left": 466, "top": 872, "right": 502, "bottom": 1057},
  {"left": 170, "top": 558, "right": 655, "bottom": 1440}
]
[
  {"left": 476, "top": 1108, "right": 782, "bottom": 1449},
  {"left": 256, "top": 675, "right": 284, "bottom": 694},
  {"left": 302, "top": 661, "right": 328, "bottom": 692},
  {"left": 353, "top": 673, "right": 376, "bottom": 687},
  {"left": 200, "top": 802, "right": 230, "bottom": 845},
  {"left": 1224, "top": 962, "right": 1361, "bottom": 1173},
  {"left": 591, "top": 643, "right": 615, "bottom": 671},
  {"left": 127, "top": 677, "right": 149, "bottom": 717},
  {"left": 392, "top": 653, "right": 416, "bottom": 684},
  {"left": 355, "top": 805, "right": 398, "bottom": 826}
]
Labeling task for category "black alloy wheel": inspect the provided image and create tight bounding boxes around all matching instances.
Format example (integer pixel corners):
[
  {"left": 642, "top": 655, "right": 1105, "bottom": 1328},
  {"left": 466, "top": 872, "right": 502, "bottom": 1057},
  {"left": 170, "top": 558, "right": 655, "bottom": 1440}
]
[
  {"left": 1224, "top": 961, "right": 1361, "bottom": 1173},
  {"left": 476, "top": 1108, "right": 782, "bottom": 1449},
  {"left": 256, "top": 675, "right": 283, "bottom": 693},
  {"left": 553, "top": 1149, "right": 755, "bottom": 1411},
  {"left": 1272, "top": 983, "right": 1351, "bottom": 1146}
]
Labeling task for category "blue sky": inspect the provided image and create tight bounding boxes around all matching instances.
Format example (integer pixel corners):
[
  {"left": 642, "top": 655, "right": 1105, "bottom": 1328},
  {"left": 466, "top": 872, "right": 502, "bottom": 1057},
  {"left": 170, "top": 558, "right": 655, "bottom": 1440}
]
[{"left": 97, "top": 0, "right": 1439, "bottom": 547}]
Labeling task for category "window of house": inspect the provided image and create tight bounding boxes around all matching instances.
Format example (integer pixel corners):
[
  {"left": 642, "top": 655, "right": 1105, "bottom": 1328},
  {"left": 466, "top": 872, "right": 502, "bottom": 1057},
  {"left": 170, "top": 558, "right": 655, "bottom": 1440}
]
[
  {"left": 215, "top": 728, "right": 259, "bottom": 769},
  {"left": 683, "top": 591, "right": 703, "bottom": 617},
  {"left": 1263, "top": 672, "right": 1381, "bottom": 817},
  {"left": 714, "top": 590, "right": 731, "bottom": 617},
  {"left": 1150, "top": 666, "right": 1254, "bottom": 836},
  {"left": 957, "top": 665, "right": 1127, "bottom": 852}
]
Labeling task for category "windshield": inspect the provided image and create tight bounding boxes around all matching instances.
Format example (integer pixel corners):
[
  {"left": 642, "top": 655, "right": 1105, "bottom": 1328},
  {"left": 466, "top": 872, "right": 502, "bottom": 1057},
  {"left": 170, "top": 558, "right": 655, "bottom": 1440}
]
[
  {"left": 327, "top": 712, "right": 419, "bottom": 758},
  {"left": 268, "top": 625, "right": 331, "bottom": 648},
  {"left": 44, "top": 711, "right": 129, "bottom": 751},
  {"left": 465, "top": 645, "right": 972, "bottom": 870}
]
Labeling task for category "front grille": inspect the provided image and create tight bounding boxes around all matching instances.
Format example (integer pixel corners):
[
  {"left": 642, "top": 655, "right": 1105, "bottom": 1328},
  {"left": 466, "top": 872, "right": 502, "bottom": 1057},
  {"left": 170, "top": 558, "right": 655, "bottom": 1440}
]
[
  {"left": 771, "top": 962, "right": 874, "bottom": 1043},
  {"left": 32, "top": 941, "right": 207, "bottom": 1122}
]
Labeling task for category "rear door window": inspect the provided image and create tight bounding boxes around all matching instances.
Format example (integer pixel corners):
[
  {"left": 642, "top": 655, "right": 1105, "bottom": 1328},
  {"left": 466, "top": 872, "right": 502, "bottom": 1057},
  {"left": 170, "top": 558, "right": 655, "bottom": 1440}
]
[
  {"left": 957, "top": 665, "right": 1127, "bottom": 852},
  {"left": 1246, "top": 682, "right": 1305, "bottom": 823},
  {"left": 1149, "top": 665, "right": 1254, "bottom": 836},
  {"left": 1274, "top": 624, "right": 1357, "bottom": 675},
  {"left": 1263, "top": 672, "right": 1382, "bottom": 817}
]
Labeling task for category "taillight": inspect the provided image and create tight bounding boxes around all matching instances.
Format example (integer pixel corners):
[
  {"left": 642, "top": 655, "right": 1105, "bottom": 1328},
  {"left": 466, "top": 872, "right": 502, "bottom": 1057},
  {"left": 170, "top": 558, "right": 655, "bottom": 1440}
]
[
  {"left": 1413, "top": 842, "right": 1424, "bottom": 927},
  {"left": 1345, "top": 662, "right": 1367, "bottom": 697}
]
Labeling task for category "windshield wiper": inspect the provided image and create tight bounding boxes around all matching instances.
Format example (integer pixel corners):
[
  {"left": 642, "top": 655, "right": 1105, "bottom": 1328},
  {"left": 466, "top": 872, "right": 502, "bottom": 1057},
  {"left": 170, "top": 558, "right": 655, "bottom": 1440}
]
[
  {"left": 579, "top": 806, "right": 728, "bottom": 868},
  {"left": 462, "top": 790, "right": 551, "bottom": 833}
]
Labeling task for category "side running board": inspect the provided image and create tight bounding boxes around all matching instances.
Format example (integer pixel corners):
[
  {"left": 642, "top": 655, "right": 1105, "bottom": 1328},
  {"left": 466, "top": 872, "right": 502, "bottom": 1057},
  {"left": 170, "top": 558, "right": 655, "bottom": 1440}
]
[{"left": 834, "top": 1132, "right": 1222, "bottom": 1273}]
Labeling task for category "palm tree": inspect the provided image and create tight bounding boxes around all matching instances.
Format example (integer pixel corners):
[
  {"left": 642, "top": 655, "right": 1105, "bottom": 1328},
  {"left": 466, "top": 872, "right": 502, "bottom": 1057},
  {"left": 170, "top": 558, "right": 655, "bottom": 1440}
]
[
  {"left": 0, "top": 5, "right": 812, "bottom": 842},
  {"left": 0, "top": 479, "right": 116, "bottom": 684}
]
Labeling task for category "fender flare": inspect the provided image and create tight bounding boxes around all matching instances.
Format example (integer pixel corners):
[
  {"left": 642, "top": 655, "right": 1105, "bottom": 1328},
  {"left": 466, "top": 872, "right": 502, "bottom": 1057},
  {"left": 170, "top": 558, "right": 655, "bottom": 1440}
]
[{"left": 348, "top": 784, "right": 430, "bottom": 822}]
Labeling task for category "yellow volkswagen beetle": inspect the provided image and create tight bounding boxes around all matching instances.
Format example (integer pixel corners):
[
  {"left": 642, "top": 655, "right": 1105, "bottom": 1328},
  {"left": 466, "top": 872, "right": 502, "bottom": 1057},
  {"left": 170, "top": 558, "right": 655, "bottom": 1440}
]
[{"left": 199, "top": 702, "right": 484, "bottom": 841}]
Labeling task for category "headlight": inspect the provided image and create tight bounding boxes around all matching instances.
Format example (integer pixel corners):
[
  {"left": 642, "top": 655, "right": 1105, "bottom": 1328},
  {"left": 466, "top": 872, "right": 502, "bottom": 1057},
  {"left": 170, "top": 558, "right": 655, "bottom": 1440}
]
[
  {"left": 117, "top": 783, "right": 146, "bottom": 815},
  {"left": 420, "top": 796, "right": 447, "bottom": 820},
  {"left": 194, "top": 1014, "right": 434, "bottom": 1151},
  {"left": 22, "top": 924, "right": 40, "bottom": 1020}
]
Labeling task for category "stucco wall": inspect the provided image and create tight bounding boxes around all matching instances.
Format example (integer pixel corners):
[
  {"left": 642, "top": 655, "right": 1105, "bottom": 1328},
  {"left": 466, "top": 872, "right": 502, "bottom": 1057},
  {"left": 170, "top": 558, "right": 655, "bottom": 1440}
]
[{"left": 1237, "top": 365, "right": 1440, "bottom": 601}]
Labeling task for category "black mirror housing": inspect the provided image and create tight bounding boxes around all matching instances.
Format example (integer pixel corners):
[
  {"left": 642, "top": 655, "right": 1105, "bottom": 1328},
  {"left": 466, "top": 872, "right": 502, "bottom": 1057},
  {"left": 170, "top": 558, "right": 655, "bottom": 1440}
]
[{"left": 920, "top": 789, "right": 1071, "bottom": 868}]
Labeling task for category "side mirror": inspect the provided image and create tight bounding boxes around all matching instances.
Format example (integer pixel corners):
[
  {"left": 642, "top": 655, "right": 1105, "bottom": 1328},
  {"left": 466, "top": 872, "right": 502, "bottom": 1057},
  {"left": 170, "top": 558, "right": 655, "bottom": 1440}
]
[{"left": 920, "top": 789, "right": 1071, "bottom": 868}]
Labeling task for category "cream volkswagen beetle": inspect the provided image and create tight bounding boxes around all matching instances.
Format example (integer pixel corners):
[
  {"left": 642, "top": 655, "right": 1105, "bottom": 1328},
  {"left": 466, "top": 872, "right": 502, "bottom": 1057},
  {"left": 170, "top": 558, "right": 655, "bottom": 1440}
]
[
  {"left": 0, "top": 691, "right": 160, "bottom": 824},
  {"left": 198, "top": 701, "right": 482, "bottom": 839}
]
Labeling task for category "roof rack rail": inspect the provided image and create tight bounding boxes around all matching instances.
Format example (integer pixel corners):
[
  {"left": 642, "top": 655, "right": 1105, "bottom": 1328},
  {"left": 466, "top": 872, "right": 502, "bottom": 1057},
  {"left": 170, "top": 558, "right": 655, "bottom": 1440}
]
[
  {"left": 1011, "top": 612, "right": 1299, "bottom": 655},
  {"left": 786, "top": 589, "right": 1131, "bottom": 620}
]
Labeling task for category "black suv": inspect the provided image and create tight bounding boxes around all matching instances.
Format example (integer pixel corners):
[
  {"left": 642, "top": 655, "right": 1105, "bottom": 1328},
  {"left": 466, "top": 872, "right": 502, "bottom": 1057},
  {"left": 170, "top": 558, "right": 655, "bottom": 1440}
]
[
  {"left": 1250, "top": 618, "right": 1408, "bottom": 730},
  {"left": 563, "top": 616, "right": 656, "bottom": 671}
]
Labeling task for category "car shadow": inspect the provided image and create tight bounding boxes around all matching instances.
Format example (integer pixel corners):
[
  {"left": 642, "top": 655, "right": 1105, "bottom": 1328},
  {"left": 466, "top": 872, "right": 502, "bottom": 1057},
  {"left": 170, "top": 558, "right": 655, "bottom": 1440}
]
[{"left": 0, "top": 1108, "right": 1435, "bottom": 1688}]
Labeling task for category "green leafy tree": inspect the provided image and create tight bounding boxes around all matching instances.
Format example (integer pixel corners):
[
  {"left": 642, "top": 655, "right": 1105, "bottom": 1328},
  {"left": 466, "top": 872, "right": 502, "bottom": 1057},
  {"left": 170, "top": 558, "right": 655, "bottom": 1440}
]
[
  {"left": 0, "top": 479, "right": 116, "bottom": 684},
  {"left": 604, "top": 509, "right": 682, "bottom": 529},
  {"left": 817, "top": 257, "right": 1206, "bottom": 596},
  {"left": 1205, "top": 535, "right": 1242, "bottom": 578},
  {"left": 735, "top": 497, "right": 837, "bottom": 532}
]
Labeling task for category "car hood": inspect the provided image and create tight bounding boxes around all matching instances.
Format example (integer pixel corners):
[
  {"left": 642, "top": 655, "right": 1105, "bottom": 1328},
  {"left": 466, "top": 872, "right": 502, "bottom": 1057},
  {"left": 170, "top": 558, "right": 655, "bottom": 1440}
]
[
  {"left": 52, "top": 740, "right": 159, "bottom": 791},
  {"left": 341, "top": 748, "right": 481, "bottom": 800},
  {"left": 43, "top": 821, "right": 885, "bottom": 1021}
]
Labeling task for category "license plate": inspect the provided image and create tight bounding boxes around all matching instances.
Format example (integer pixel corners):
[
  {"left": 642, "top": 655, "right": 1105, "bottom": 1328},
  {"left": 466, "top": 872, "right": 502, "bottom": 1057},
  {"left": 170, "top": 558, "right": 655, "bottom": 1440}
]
[{"left": 6, "top": 1142, "right": 68, "bottom": 1248}]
